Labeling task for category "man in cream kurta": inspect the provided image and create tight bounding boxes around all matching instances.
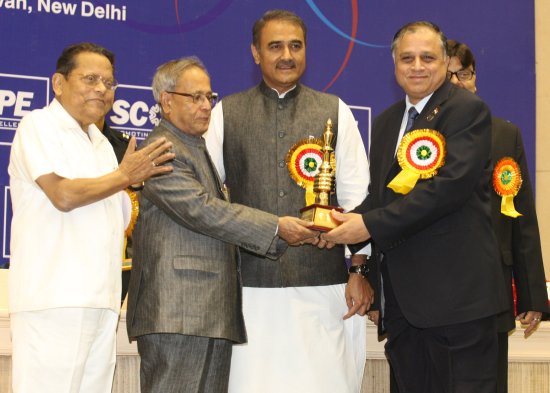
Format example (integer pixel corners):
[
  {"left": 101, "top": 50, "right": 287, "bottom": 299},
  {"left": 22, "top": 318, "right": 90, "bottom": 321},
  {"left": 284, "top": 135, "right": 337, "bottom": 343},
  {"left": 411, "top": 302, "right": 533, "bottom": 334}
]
[{"left": 205, "top": 10, "right": 372, "bottom": 393}]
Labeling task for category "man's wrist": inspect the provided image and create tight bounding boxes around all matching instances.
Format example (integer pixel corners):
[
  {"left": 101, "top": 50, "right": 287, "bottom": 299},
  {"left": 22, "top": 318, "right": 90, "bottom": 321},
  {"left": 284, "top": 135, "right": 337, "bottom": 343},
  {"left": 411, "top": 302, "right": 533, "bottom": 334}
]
[
  {"left": 128, "top": 182, "right": 144, "bottom": 191},
  {"left": 350, "top": 253, "right": 368, "bottom": 266},
  {"left": 348, "top": 254, "right": 370, "bottom": 278},
  {"left": 348, "top": 263, "right": 369, "bottom": 278}
]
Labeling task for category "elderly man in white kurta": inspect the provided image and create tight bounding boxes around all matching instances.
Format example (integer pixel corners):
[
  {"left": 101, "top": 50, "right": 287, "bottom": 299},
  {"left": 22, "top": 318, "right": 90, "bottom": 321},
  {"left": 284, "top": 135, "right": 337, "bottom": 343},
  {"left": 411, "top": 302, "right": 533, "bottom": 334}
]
[{"left": 8, "top": 42, "right": 174, "bottom": 393}]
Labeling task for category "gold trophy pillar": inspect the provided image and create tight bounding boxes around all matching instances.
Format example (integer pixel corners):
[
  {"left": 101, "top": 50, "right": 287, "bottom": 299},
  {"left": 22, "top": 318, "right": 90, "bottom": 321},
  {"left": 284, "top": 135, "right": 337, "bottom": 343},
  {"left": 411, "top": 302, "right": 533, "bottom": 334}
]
[{"left": 299, "top": 119, "right": 343, "bottom": 231}]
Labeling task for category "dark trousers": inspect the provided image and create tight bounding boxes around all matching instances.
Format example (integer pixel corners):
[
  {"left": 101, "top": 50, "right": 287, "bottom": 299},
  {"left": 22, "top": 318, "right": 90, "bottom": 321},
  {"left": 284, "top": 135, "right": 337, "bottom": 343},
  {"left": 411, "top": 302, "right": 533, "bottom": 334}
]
[
  {"left": 382, "top": 262, "right": 498, "bottom": 393},
  {"left": 496, "top": 331, "right": 508, "bottom": 393},
  {"left": 137, "top": 333, "right": 232, "bottom": 393}
]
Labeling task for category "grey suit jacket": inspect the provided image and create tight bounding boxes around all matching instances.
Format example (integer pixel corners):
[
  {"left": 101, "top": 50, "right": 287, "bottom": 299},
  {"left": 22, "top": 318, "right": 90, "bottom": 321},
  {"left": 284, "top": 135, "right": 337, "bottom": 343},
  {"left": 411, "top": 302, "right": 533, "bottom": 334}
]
[{"left": 126, "top": 119, "right": 285, "bottom": 344}]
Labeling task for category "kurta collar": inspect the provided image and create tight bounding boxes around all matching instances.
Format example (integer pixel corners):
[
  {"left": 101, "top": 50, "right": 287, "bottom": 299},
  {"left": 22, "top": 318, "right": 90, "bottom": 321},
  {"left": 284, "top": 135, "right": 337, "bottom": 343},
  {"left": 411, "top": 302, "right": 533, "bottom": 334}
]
[
  {"left": 49, "top": 98, "right": 106, "bottom": 147},
  {"left": 259, "top": 80, "right": 301, "bottom": 100}
]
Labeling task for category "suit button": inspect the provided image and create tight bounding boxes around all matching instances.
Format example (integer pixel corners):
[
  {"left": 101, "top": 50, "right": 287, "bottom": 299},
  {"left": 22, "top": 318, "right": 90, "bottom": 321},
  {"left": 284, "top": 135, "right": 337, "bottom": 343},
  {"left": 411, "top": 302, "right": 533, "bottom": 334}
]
[
  {"left": 278, "top": 103, "right": 284, "bottom": 110},
  {"left": 279, "top": 190, "right": 285, "bottom": 197},
  {"left": 278, "top": 131, "right": 285, "bottom": 138},
  {"left": 278, "top": 160, "right": 285, "bottom": 168}
]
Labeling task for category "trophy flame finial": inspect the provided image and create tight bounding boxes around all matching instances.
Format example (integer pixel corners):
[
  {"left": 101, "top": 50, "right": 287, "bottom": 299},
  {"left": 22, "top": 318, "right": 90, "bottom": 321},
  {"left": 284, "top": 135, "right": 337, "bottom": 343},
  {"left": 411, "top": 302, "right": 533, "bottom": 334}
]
[{"left": 314, "top": 118, "right": 336, "bottom": 205}]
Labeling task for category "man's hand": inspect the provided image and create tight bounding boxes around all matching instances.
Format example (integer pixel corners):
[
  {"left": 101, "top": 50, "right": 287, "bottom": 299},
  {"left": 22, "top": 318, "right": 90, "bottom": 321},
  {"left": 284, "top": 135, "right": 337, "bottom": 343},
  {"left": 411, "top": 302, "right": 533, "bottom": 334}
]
[
  {"left": 321, "top": 210, "right": 371, "bottom": 245},
  {"left": 312, "top": 236, "right": 336, "bottom": 250},
  {"left": 343, "top": 273, "right": 374, "bottom": 320},
  {"left": 118, "top": 137, "right": 175, "bottom": 186},
  {"left": 277, "top": 217, "right": 319, "bottom": 245},
  {"left": 35, "top": 137, "right": 176, "bottom": 212},
  {"left": 367, "top": 310, "right": 380, "bottom": 326},
  {"left": 517, "top": 311, "right": 543, "bottom": 337}
]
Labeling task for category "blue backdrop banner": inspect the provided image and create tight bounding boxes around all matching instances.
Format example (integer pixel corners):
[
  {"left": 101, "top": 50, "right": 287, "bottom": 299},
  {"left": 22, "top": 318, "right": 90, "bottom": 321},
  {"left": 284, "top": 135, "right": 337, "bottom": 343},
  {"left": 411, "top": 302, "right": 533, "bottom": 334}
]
[{"left": 0, "top": 0, "right": 535, "bottom": 267}]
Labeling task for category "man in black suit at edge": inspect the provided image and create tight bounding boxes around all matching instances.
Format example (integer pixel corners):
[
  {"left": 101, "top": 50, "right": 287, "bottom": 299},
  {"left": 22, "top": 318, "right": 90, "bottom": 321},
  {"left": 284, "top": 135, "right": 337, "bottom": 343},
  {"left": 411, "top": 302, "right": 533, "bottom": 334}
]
[
  {"left": 323, "top": 21, "right": 506, "bottom": 393},
  {"left": 446, "top": 39, "right": 549, "bottom": 393}
]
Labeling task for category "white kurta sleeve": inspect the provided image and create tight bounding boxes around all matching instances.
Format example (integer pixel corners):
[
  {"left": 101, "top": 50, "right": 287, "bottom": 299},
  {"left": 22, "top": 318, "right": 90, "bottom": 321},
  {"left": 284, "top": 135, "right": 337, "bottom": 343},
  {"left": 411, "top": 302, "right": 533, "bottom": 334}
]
[
  {"left": 204, "top": 101, "right": 226, "bottom": 182},
  {"left": 335, "top": 99, "right": 371, "bottom": 256}
]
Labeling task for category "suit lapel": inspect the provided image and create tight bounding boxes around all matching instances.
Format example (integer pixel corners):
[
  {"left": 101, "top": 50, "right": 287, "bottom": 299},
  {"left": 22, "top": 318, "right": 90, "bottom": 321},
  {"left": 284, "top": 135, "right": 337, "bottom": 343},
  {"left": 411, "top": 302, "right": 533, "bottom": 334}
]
[
  {"left": 375, "top": 102, "right": 406, "bottom": 201},
  {"left": 381, "top": 103, "right": 405, "bottom": 192},
  {"left": 414, "top": 80, "right": 453, "bottom": 131},
  {"left": 203, "top": 147, "right": 228, "bottom": 201}
]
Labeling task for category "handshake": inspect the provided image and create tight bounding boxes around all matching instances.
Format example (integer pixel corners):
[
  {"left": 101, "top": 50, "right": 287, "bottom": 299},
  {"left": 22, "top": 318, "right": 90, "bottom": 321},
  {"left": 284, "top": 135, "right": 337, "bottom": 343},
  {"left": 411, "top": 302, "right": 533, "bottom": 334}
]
[{"left": 277, "top": 214, "right": 331, "bottom": 249}]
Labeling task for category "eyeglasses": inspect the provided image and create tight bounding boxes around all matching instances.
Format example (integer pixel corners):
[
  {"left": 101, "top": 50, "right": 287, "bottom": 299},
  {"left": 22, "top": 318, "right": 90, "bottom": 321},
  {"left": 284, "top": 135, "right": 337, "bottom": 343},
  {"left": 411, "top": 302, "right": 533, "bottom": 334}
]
[
  {"left": 446, "top": 70, "right": 475, "bottom": 82},
  {"left": 166, "top": 91, "right": 219, "bottom": 106},
  {"left": 78, "top": 74, "right": 119, "bottom": 91}
]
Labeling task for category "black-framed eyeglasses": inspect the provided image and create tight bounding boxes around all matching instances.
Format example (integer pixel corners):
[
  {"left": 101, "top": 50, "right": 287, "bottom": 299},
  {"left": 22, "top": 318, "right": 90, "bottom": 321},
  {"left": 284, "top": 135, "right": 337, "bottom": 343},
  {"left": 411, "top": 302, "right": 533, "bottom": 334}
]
[
  {"left": 446, "top": 70, "right": 475, "bottom": 82},
  {"left": 78, "top": 74, "right": 118, "bottom": 91},
  {"left": 166, "top": 91, "right": 219, "bottom": 106}
]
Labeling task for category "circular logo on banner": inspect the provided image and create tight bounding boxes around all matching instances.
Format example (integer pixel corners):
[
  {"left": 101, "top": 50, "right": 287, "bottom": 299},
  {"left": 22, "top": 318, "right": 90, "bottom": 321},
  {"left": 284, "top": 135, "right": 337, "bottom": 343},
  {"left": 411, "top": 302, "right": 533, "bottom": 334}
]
[
  {"left": 397, "top": 129, "right": 446, "bottom": 179},
  {"left": 149, "top": 104, "right": 161, "bottom": 127},
  {"left": 286, "top": 137, "right": 324, "bottom": 188},
  {"left": 493, "top": 157, "right": 522, "bottom": 196}
]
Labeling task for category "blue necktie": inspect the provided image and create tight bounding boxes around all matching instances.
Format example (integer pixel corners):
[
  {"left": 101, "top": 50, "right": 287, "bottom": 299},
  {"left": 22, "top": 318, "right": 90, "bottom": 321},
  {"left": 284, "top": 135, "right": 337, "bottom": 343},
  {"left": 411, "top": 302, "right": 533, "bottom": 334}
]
[{"left": 405, "top": 107, "right": 419, "bottom": 133}]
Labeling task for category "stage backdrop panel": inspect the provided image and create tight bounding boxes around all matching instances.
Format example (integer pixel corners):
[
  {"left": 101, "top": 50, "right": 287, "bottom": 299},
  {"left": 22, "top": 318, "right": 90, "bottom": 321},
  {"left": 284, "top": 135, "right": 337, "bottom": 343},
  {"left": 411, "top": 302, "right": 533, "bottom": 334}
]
[{"left": 0, "top": 0, "right": 535, "bottom": 268}]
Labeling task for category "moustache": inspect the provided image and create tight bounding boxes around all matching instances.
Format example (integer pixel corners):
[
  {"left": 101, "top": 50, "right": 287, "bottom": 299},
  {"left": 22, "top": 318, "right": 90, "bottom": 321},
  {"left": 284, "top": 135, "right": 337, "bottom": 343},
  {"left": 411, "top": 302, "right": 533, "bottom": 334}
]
[{"left": 276, "top": 60, "right": 296, "bottom": 68}]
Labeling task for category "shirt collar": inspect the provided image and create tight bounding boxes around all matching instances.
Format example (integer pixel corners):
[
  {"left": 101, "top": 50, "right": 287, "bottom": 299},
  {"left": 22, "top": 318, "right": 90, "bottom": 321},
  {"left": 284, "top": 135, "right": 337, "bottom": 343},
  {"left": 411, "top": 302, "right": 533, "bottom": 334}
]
[
  {"left": 49, "top": 98, "right": 105, "bottom": 146},
  {"left": 405, "top": 93, "right": 433, "bottom": 117}
]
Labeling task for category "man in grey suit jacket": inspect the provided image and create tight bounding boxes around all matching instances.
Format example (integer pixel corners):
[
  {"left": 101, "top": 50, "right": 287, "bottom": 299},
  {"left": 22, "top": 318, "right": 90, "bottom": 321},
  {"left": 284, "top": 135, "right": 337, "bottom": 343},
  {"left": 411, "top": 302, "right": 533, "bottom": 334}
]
[{"left": 125, "top": 57, "right": 317, "bottom": 393}]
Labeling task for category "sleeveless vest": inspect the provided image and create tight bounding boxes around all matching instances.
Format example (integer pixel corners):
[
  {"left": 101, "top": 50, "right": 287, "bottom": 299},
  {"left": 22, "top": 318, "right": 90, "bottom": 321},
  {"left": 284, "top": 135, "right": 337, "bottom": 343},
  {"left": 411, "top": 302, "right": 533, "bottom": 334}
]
[{"left": 222, "top": 82, "right": 348, "bottom": 287}]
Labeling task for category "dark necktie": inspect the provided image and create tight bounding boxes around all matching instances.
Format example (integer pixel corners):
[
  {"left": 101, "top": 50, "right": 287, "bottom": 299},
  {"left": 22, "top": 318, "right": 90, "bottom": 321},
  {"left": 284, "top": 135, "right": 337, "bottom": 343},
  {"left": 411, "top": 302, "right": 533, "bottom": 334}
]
[{"left": 404, "top": 107, "right": 419, "bottom": 133}]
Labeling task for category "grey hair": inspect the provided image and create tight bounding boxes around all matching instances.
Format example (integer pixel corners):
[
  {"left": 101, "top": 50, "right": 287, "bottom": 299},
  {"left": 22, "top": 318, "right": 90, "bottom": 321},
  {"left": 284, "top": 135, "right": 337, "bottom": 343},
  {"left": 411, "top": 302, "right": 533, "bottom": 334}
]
[
  {"left": 152, "top": 56, "right": 208, "bottom": 102},
  {"left": 391, "top": 21, "right": 447, "bottom": 60}
]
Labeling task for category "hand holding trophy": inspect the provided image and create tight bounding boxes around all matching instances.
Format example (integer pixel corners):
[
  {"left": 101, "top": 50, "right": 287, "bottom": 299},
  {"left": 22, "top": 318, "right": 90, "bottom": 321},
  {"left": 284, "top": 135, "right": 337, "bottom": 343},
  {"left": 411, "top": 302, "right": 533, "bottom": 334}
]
[{"left": 299, "top": 119, "right": 343, "bottom": 231}]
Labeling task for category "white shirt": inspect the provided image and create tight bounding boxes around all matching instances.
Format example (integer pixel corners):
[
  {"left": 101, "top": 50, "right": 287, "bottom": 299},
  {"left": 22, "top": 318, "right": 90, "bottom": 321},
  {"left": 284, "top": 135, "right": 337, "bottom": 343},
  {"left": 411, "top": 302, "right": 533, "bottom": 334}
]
[
  {"left": 8, "top": 99, "right": 124, "bottom": 313},
  {"left": 394, "top": 94, "right": 433, "bottom": 155}
]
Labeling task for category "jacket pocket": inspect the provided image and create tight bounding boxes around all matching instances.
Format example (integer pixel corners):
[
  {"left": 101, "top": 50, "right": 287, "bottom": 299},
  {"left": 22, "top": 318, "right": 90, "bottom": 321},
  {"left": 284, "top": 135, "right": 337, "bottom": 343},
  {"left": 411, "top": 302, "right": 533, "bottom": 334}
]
[{"left": 172, "top": 255, "right": 217, "bottom": 274}]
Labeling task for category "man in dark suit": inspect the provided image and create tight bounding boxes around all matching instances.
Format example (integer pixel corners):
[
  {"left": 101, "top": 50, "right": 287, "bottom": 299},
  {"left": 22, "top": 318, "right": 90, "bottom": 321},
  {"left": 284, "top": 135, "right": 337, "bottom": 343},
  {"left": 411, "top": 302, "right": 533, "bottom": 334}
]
[
  {"left": 446, "top": 39, "right": 548, "bottom": 393},
  {"left": 323, "top": 21, "right": 506, "bottom": 393},
  {"left": 126, "top": 57, "right": 317, "bottom": 393}
]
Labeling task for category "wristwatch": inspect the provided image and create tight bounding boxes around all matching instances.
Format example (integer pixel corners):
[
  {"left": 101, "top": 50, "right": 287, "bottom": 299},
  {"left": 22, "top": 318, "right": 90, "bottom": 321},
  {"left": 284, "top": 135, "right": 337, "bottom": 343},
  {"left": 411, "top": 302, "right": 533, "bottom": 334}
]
[
  {"left": 128, "top": 182, "right": 145, "bottom": 191},
  {"left": 348, "top": 263, "right": 369, "bottom": 278}
]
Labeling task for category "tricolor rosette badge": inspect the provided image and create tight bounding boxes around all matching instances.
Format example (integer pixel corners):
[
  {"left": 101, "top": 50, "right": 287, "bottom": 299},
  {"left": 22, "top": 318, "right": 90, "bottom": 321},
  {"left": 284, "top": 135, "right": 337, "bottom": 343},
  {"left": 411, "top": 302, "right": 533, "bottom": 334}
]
[
  {"left": 388, "top": 129, "right": 446, "bottom": 194},
  {"left": 493, "top": 157, "right": 523, "bottom": 218},
  {"left": 286, "top": 137, "right": 324, "bottom": 205}
]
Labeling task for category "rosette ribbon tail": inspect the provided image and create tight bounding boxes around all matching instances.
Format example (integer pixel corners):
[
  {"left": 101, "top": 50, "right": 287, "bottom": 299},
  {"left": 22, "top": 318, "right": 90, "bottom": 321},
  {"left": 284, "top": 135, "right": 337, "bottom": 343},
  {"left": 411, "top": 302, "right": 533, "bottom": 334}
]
[
  {"left": 387, "top": 168, "right": 419, "bottom": 195},
  {"left": 124, "top": 189, "right": 140, "bottom": 237},
  {"left": 501, "top": 195, "right": 522, "bottom": 218}
]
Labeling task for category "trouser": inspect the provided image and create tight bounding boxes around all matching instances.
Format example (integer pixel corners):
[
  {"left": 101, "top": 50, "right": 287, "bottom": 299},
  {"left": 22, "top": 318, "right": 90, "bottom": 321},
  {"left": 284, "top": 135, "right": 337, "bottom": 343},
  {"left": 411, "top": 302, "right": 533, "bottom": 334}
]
[
  {"left": 11, "top": 308, "right": 118, "bottom": 393},
  {"left": 382, "top": 263, "right": 498, "bottom": 393},
  {"left": 137, "top": 333, "right": 233, "bottom": 393}
]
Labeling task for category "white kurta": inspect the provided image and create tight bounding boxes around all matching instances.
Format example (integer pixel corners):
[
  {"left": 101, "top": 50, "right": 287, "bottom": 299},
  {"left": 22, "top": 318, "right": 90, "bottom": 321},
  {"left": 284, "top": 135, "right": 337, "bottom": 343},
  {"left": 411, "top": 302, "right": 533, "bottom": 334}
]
[
  {"left": 206, "top": 96, "right": 370, "bottom": 393},
  {"left": 8, "top": 99, "right": 124, "bottom": 314}
]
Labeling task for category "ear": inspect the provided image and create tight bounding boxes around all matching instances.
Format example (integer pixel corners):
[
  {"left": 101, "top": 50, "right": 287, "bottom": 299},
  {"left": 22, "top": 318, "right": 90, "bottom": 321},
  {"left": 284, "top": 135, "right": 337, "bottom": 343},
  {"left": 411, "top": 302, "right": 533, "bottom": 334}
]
[
  {"left": 251, "top": 43, "right": 260, "bottom": 65},
  {"left": 159, "top": 91, "right": 171, "bottom": 114},
  {"left": 52, "top": 73, "right": 64, "bottom": 96}
]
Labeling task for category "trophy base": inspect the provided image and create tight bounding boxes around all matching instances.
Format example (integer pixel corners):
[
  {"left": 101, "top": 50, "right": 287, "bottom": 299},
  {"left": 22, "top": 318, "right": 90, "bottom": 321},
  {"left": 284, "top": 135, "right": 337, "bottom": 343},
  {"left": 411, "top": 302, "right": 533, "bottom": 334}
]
[{"left": 299, "top": 204, "right": 344, "bottom": 232}]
